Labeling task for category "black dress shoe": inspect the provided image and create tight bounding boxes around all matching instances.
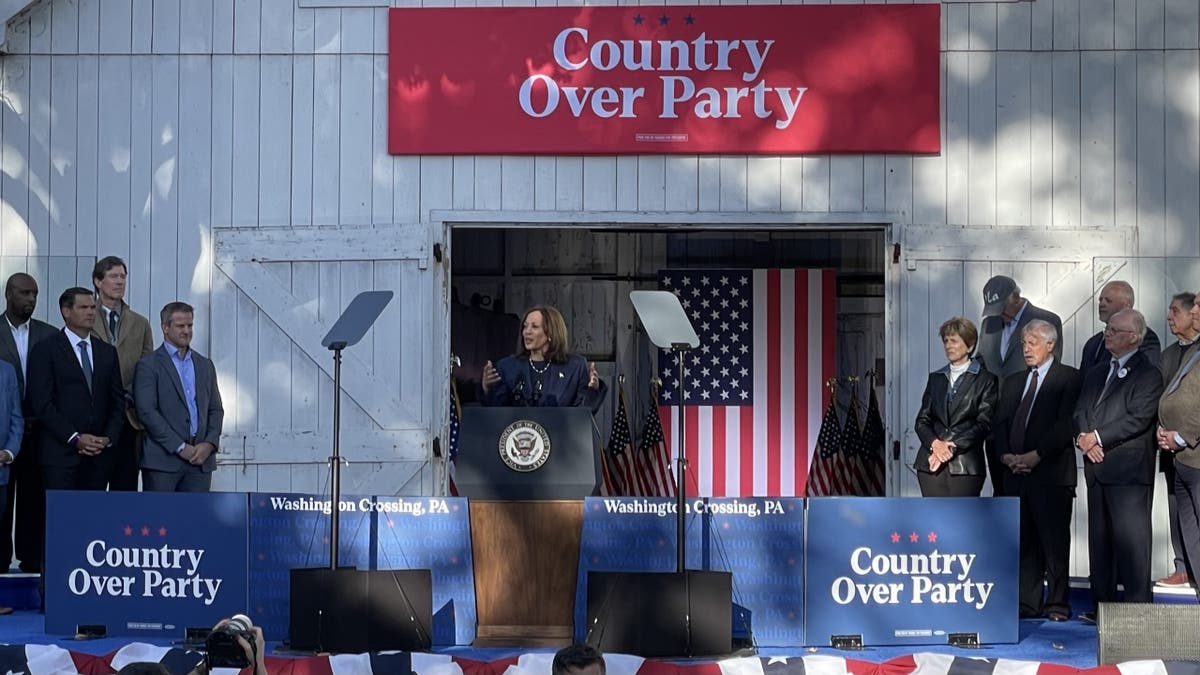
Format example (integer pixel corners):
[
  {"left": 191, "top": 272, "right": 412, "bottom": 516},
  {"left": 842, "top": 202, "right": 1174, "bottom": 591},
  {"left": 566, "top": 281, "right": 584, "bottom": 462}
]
[
  {"left": 0, "top": 606, "right": 13, "bottom": 616},
  {"left": 1047, "top": 611, "right": 1069, "bottom": 622},
  {"left": 1078, "top": 611, "right": 1097, "bottom": 624}
]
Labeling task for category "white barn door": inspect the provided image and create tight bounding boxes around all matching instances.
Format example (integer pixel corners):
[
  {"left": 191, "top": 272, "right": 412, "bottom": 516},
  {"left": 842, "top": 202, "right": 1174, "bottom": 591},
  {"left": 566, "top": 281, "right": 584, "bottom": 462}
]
[{"left": 209, "top": 226, "right": 436, "bottom": 497}]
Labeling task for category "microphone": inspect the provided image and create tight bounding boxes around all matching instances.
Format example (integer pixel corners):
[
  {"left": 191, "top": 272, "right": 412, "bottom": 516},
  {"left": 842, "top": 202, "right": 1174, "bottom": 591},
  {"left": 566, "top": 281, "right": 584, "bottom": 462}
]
[
  {"left": 513, "top": 378, "right": 526, "bottom": 406},
  {"left": 532, "top": 378, "right": 543, "bottom": 404}
]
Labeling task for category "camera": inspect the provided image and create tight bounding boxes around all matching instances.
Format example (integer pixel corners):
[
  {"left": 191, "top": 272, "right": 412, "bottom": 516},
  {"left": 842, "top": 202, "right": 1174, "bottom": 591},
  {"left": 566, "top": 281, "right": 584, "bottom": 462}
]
[{"left": 205, "top": 614, "right": 256, "bottom": 669}]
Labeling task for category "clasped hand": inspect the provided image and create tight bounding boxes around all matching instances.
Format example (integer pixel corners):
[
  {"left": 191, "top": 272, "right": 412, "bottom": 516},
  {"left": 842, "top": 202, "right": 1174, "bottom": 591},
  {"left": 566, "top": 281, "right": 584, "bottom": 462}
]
[
  {"left": 1002, "top": 451, "right": 1040, "bottom": 475},
  {"left": 1156, "top": 427, "right": 1184, "bottom": 452},
  {"left": 76, "top": 433, "right": 109, "bottom": 456},
  {"left": 180, "top": 442, "right": 215, "bottom": 465},
  {"left": 1076, "top": 432, "right": 1104, "bottom": 463},
  {"left": 927, "top": 438, "right": 955, "bottom": 472}
]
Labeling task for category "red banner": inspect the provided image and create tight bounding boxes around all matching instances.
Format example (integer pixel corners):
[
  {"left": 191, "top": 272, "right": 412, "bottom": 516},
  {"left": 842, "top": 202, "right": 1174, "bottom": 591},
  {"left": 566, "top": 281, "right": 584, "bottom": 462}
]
[{"left": 388, "top": 4, "right": 940, "bottom": 155}]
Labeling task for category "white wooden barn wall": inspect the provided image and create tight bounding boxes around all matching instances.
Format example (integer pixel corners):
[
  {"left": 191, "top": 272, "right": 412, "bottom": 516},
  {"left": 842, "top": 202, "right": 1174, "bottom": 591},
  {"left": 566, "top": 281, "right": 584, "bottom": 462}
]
[{"left": 0, "top": 0, "right": 1198, "bottom": 575}]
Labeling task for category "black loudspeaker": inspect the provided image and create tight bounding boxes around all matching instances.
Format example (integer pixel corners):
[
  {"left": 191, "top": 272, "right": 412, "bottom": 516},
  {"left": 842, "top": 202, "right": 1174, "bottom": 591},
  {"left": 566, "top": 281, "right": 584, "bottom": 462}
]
[
  {"left": 1098, "top": 602, "right": 1200, "bottom": 663},
  {"left": 585, "top": 571, "right": 732, "bottom": 657},
  {"left": 289, "top": 568, "right": 433, "bottom": 653}
]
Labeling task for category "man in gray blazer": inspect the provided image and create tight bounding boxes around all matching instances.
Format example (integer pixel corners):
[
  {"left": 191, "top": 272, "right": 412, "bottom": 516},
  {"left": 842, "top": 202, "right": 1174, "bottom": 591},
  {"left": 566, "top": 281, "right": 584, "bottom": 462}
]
[
  {"left": 977, "top": 275, "right": 1064, "bottom": 495},
  {"left": 133, "top": 302, "right": 223, "bottom": 492}
]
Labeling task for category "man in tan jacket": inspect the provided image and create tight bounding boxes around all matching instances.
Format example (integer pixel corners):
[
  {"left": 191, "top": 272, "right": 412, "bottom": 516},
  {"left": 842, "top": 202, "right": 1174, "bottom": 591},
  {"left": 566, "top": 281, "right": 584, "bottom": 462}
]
[
  {"left": 1157, "top": 291, "right": 1200, "bottom": 600},
  {"left": 91, "top": 256, "right": 154, "bottom": 491}
]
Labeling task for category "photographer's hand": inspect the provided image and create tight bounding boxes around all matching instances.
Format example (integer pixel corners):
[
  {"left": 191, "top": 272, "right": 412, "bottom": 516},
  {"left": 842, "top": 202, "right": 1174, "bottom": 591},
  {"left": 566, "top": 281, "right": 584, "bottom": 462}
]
[{"left": 236, "top": 626, "right": 268, "bottom": 675}]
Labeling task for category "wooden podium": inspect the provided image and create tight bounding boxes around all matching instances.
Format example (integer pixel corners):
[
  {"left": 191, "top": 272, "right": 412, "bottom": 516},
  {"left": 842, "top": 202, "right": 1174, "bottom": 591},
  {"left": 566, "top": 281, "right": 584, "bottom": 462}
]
[
  {"left": 469, "top": 500, "right": 583, "bottom": 646},
  {"left": 455, "top": 406, "right": 601, "bottom": 647}
]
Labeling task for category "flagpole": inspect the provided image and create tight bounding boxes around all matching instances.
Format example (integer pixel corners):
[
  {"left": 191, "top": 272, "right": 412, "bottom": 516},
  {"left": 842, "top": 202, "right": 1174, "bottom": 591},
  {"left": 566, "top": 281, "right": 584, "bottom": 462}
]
[{"left": 672, "top": 342, "right": 690, "bottom": 574}]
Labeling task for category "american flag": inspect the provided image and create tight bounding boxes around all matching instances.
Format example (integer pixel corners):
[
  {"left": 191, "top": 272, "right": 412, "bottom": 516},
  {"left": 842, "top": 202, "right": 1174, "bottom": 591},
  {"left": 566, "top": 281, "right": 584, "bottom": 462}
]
[
  {"left": 840, "top": 390, "right": 873, "bottom": 496},
  {"left": 607, "top": 388, "right": 644, "bottom": 496},
  {"left": 657, "top": 269, "right": 836, "bottom": 497},
  {"left": 447, "top": 379, "right": 461, "bottom": 496},
  {"left": 636, "top": 391, "right": 677, "bottom": 497},
  {"left": 861, "top": 382, "right": 888, "bottom": 495},
  {"left": 807, "top": 394, "right": 845, "bottom": 496}
]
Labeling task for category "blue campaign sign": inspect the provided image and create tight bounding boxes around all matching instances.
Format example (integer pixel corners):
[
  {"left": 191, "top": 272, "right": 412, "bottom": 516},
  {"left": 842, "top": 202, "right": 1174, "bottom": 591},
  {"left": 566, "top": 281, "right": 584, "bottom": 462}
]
[
  {"left": 248, "top": 493, "right": 476, "bottom": 646},
  {"left": 805, "top": 497, "right": 1019, "bottom": 646},
  {"left": 247, "top": 493, "right": 373, "bottom": 641},
  {"left": 576, "top": 497, "right": 804, "bottom": 646},
  {"left": 374, "top": 496, "right": 476, "bottom": 646},
  {"left": 45, "top": 491, "right": 249, "bottom": 637}
]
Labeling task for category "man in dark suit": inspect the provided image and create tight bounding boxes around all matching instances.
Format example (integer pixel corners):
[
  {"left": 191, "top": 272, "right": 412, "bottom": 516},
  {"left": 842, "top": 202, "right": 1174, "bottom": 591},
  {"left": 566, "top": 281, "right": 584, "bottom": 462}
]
[
  {"left": 992, "top": 319, "right": 1081, "bottom": 621},
  {"left": 134, "top": 302, "right": 223, "bottom": 492},
  {"left": 0, "top": 273, "right": 57, "bottom": 574},
  {"left": 26, "top": 288, "right": 125, "bottom": 491},
  {"left": 1157, "top": 291, "right": 1197, "bottom": 588},
  {"left": 1079, "top": 280, "right": 1161, "bottom": 375},
  {"left": 90, "top": 256, "right": 154, "bottom": 491},
  {"left": 977, "top": 275, "right": 1063, "bottom": 495},
  {"left": 1073, "top": 308, "right": 1163, "bottom": 621}
]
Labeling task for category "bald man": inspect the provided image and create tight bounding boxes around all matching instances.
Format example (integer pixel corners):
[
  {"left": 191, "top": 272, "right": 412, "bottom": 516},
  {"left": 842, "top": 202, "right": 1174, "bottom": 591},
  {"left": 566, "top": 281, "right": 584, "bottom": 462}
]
[
  {"left": 1080, "top": 280, "right": 1161, "bottom": 376},
  {"left": 0, "top": 273, "right": 57, "bottom": 576}
]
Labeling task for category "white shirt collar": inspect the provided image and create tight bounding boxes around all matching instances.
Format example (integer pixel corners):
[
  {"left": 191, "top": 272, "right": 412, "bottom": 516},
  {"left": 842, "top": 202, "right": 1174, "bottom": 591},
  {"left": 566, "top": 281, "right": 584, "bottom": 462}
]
[
  {"left": 63, "top": 326, "right": 90, "bottom": 343},
  {"left": 1033, "top": 356, "right": 1054, "bottom": 381},
  {"left": 1113, "top": 350, "right": 1137, "bottom": 369}
]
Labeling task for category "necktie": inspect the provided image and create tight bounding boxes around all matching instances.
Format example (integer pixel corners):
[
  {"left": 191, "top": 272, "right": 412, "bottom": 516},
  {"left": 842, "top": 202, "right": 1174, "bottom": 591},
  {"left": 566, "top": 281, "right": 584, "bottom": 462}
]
[
  {"left": 1008, "top": 368, "right": 1039, "bottom": 455},
  {"left": 1096, "top": 359, "right": 1118, "bottom": 405},
  {"left": 78, "top": 339, "right": 93, "bottom": 393},
  {"left": 108, "top": 310, "right": 119, "bottom": 341}
]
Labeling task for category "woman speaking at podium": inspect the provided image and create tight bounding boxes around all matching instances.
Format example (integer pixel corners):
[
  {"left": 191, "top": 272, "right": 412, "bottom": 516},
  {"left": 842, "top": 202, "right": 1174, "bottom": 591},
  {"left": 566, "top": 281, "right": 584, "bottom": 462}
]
[{"left": 480, "top": 305, "right": 607, "bottom": 412}]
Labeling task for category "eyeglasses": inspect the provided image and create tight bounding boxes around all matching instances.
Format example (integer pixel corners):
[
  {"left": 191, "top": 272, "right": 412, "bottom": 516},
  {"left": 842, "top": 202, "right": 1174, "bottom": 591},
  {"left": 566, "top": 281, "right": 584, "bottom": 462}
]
[{"left": 1103, "top": 327, "right": 1135, "bottom": 336}]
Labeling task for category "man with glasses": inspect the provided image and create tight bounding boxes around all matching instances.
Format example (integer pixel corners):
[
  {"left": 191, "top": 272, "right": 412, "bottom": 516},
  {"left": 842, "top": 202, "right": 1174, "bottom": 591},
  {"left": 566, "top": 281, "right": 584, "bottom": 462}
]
[{"left": 1073, "top": 308, "right": 1163, "bottom": 622}]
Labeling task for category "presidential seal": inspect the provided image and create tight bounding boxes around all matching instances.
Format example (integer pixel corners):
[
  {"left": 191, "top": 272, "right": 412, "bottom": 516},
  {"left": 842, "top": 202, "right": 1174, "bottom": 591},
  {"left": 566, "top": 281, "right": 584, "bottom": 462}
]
[{"left": 499, "top": 420, "right": 551, "bottom": 472}]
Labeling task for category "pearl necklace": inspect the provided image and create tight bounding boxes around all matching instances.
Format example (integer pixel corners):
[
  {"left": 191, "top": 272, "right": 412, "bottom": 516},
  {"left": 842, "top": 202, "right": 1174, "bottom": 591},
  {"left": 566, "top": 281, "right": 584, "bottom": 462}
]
[{"left": 529, "top": 358, "right": 551, "bottom": 374}]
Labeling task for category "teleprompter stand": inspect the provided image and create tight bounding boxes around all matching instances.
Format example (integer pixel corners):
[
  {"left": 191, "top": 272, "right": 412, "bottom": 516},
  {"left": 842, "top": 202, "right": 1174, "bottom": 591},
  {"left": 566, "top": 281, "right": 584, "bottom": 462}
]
[
  {"left": 288, "top": 291, "right": 433, "bottom": 653},
  {"left": 583, "top": 291, "right": 732, "bottom": 657}
]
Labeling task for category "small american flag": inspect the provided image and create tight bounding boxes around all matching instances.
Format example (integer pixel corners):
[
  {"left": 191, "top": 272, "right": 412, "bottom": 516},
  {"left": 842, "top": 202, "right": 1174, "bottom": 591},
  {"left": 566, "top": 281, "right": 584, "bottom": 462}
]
[
  {"left": 861, "top": 383, "right": 888, "bottom": 495},
  {"left": 840, "top": 390, "right": 872, "bottom": 496},
  {"left": 607, "top": 388, "right": 643, "bottom": 496},
  {"left": 657, "top": 269, "right": 836, "bottom": 497},
  {"left": 807, "top": 394, "right": 844, "bottom": 496},
  {"left": 636, "top": 391, "right": 677, "bottom": 497}
]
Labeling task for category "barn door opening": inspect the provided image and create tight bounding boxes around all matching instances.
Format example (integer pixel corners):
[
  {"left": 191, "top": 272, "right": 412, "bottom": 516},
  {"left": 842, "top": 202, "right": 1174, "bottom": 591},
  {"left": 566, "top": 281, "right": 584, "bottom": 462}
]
[{"left": 447, "top": 224, "right": 889, "bottom": 498}]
